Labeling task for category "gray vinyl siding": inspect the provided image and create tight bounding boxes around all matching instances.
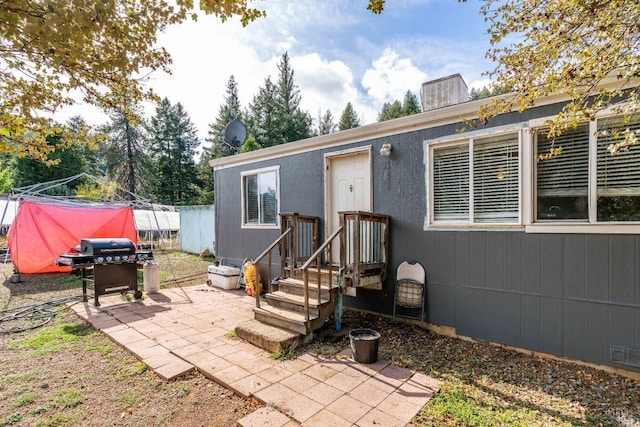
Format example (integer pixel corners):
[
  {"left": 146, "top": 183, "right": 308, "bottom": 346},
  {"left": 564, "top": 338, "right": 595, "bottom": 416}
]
[{"left": 213, "top": 103, "right": 640, "bottom": 372}]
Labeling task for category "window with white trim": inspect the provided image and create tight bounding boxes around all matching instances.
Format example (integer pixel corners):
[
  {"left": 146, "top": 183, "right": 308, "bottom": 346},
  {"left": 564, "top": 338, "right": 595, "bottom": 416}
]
[
  {"left": 242, "top": 167, "right": 279, "bottom": 227},
  {"left": 431, "top": 132, "right": 520, "bottom": 225},
  {"left": 596, "top": 115, "right": 640, "bottom": 221},
  {"left": 536, "top": 124, "right": 589, "bottom": 220},
  {"left": 534, "top": 114, "right": 640, "bottom": 223}
]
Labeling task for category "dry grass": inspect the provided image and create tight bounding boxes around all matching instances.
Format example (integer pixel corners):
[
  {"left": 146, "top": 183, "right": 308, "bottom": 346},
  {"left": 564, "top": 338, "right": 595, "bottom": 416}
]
[{"left": 0, "top": 252, "right": 259, "bottom": 427}]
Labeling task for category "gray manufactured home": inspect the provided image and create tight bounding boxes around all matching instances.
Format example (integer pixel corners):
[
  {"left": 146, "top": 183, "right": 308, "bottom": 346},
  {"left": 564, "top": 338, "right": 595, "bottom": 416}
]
[{"left": 211, "top": 75, "right": 640, "bottom": 375}]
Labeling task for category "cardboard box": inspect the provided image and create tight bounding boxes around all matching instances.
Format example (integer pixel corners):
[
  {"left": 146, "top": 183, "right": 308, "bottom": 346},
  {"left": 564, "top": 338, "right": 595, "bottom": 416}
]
[{"left": 207, "top": 265, "right": 240, "bottom": 289}]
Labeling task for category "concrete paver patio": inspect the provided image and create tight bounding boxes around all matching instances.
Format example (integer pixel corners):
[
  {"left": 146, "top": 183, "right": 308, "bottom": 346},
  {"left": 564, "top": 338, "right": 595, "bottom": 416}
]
[{"left": 70, "top": 284, "right": 440, "bottom": 426}]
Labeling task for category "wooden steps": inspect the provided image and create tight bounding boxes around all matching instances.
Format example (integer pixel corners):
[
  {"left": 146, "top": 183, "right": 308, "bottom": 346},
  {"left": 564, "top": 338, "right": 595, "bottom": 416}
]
[{"left": 251, "top": 269, "right": 339, "bottom": 337}]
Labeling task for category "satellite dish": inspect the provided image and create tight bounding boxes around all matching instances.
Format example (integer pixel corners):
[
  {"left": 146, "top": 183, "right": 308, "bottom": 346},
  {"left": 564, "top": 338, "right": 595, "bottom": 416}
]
[{"left": 224, "top": 119, "right": 247, "bottom": 149}]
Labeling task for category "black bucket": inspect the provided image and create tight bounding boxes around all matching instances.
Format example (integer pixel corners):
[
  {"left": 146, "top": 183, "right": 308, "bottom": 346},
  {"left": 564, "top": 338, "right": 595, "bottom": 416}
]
[{"left": 349, "top": 328, "right": 380, "bottom": 364}]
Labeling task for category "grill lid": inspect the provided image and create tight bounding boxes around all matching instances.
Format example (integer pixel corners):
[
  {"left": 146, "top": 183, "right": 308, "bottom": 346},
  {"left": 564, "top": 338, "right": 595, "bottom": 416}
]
[{"left": 80, "top": 238, "right": 136, "bottom": 256}]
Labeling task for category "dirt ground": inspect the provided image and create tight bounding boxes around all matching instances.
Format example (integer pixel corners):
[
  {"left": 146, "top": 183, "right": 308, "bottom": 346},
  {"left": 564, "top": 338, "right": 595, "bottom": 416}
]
[{"left": 0, "top": 252, "right": 260, "bottom": 427}]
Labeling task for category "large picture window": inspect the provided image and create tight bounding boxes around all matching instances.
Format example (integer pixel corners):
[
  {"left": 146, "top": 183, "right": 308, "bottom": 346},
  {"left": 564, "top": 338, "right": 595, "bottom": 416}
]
[
  {"left": 242, "top": 167, "right": 279, "bottom": 227},
  {"left": 431, "top": 132, "right": 520, "bottom": 225},
  {"left": 534, "top": 114, "right": 640, "bottom": 223}
]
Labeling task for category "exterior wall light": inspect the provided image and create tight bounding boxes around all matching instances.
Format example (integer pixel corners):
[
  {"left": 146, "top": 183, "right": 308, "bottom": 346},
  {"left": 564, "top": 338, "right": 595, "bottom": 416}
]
[{"left": 379, "top": 143, "right": 393, "bottom": 157}]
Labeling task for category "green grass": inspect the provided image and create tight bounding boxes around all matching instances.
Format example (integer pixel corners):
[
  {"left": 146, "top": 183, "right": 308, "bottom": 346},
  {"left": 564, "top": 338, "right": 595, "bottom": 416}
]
[
  {"left": 54, "top": 389, "right": 85, "bottom": 409},
  {"left": 13, "top": 392, "right": 37, "bottom": 407},
  {"left": 17, "top": 323, "right": 93, "bottom": 355},
  {"left": 118, "top": 391, "right": 139, "bottom": 407},
  {"left": 170, "top": 385, "right": 190, "bottom": 398},
  {"left": 0, "top": 371, "right": 40, "bottom": 387},
  {"left": 270, "top": 344, "right": 297, "bottom": 361},
  {"left": 85, "top": 342, "right": 112, "bottom": 355},
  {"left": 35, "top": 411, "right": 84, "bottom": 427},
  {"left": 1, "top": 412, "right": 23, "bottom": 426},
  {"left": 417, "top": 382, "right": 554, "bottom": 427},
  {"left": 114, "top": 360, "right": 147, "bottom": 380},
  {"left": 30, "top": 406, "right": 48, "bottom": 416}
]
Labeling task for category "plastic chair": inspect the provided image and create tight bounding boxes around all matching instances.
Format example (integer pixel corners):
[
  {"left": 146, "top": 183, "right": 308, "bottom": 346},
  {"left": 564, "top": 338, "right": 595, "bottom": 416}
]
[{"left": 393, "top": 261, "right": 426, "bottom": 321}]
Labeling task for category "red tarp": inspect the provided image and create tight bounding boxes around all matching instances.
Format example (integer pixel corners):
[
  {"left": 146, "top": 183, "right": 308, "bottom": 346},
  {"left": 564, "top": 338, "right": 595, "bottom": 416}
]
[{"left": 8, "top": 201, "right": 137, "bottom": 274}]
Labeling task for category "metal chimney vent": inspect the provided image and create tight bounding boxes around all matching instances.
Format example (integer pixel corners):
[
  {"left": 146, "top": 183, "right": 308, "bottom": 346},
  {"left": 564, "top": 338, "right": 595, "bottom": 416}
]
[{"left": 420, "top": 73, "right": 469, "bottom": 112}]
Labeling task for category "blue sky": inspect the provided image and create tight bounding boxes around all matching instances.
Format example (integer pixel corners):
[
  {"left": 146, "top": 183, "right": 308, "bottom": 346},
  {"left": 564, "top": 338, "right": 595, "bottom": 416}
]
[{"left": 62, "top": 0, "right": 494, "bottom": 141}]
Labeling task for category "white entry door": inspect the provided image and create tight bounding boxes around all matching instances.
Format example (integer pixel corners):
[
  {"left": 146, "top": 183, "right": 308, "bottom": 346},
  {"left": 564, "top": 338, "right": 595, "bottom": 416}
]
[{"left": 327, "top": 150, "right": 371, "bottom": 262}]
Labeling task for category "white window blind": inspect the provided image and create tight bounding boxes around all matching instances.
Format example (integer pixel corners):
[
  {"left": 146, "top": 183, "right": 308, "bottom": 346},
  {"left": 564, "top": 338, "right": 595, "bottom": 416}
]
[
  {"left": 243, "top": 169, "right": 278, "bottom": 226},
  {"left": 597, "top": 115, "right": 640, "bottom": 221},
  {"left": 536, "top": 124, "right": 589, "bottom": 220},
  {"left": 473, "top": 134, "right": 519, "bottom": 223},
  {"left": 433, "top": 144, "right": 469, "bottom": 221},
  {"left": 245, "top": 175, "right": 259, "bottom": 223}
]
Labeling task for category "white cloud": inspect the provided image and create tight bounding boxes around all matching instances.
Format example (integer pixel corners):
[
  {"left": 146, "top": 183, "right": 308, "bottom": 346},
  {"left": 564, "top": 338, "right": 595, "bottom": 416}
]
[
  {"left": 52, "top": 1, "right": 492, "bottom": 142},
  {"left": 361, "top": 49, "right": 428, "bottom": 106},
  {"left": 292, "top": 54, "right": 360, "bottom": 121}
]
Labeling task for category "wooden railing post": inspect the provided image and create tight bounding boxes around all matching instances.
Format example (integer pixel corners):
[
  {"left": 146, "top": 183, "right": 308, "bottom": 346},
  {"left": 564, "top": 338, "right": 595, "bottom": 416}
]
[{"left": 303, "top": 268, "right": 309, "bottom": 321}]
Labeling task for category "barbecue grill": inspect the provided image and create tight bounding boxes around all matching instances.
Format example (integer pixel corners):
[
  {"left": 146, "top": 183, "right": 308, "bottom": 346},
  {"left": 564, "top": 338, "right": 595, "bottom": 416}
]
[{"left": 56, "top": 238, "right": 153, "bottom": 306}]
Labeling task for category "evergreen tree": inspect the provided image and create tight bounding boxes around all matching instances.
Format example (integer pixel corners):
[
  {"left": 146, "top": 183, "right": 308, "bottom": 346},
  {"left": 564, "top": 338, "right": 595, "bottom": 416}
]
[
  {"left": 318, "top": 109, "right": 336, "bottom": 135},
  {"left": 0, "top": 155, "right": 13, "bottom": 194},
  {"left": 469, "top": 86, "right": 509, "bottom": 101},
  {"left": 195, "top": 152, "right": 215, "bottom": 205},
  {"left": 402, "top": 90, "right": 421, "bottom": 116},
  {"left": 248, "top": 52, "right": 312, "bottom": 147},
  {"left": 247, "top": 77, "right": 279, "bottom": 148},
  {"left": 198, "top": 75, "right": 244, "bottom": 204},
  {"left": 67, "top": 115, "right": 102, "bottom": 177},
  {"left": 377, "top": 100, "right": 403, "bottom": 122},
  {"left": 148, "top": 98, "right": 201, "bottom": 205},
  {"left": 100, "top": 105, "right": 151, "bottom": 199},
  {"left": 205, "top": 75, "right": 244, "bottom": 159},
  {"left": 13, "top": 130, "right": 90, "bottom": 193},
  {"left": 240, "top": 136, "right": 261, "bottom": 153},
  {"left": 378, "top": 91, "right": 421, "bottom": 122},
  {"left": 338, "top": 102, "right": 360, "bottom": 131},
  {"left": 274, "top": 52, "right": 312, "bottom": 145}
]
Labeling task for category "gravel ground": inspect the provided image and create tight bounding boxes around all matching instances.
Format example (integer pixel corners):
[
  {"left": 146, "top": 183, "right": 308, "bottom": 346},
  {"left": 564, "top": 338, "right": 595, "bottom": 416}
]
[{"left": 307, "top": 309, "right": 640, "bottom": 426}]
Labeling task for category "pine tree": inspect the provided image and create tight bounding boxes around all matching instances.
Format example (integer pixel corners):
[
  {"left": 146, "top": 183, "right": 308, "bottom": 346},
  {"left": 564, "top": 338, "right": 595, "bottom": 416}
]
[
  {"left": 274, "top": 52, "right": 312, "bottom": 144},
  {"left": 13, "top": 128, "right": 90, "bottom": 193},
  {"left": 338, "top": 102, "right": 360, "bottom": 131},
  {"left": 247, "top": 77, "right": 279, "bottom": 148},
  {"left": 67, "top": 116, "right": 102, "bottom": 178},
  {"left": 248, "top": 52, "right": 312, "bottom": 147},
  {"left": 318, "top": 109, "right": 336, "bottom": 135},
  {"left": 148, "top": 98, "right": 201, "bottom": 205},
  {"left": 100, "top": 104, "right": 151, "bottom": 198},
  {"left": 205, "top": 75, "right": 244, "bottom": 159},
  {"left": 378, "top": 91, "right": 421, "bottom": 122},
  {"left": 377, "top": 100, "right": 403, "bottom": 122},
  {"left": 402, "top": 90, "right": 421, "bottom": 116},
  {"left": 0, "top": 154, "right": 13, "bottom": 194},
  {"left": 199, "top": 75, "right": 244, "bottom": 204}
]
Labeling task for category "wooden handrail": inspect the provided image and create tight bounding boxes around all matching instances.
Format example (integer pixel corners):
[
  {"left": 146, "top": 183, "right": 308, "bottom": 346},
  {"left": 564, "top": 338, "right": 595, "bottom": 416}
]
[
  {"left": 252, "top": 227, "right": 292, "bottom": 308},
  {"left": 300, "top": 225, "right": 343, "bottom": 321}
]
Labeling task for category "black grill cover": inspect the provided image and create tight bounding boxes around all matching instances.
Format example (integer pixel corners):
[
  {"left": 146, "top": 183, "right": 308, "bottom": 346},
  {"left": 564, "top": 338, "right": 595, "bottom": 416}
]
[{"left": 80, "top": 238, "right": 136, "bottom": 256}]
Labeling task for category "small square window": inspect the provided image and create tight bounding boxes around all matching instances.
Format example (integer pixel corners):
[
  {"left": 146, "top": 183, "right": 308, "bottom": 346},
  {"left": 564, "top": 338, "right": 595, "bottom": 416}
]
[{"left": 242, "top": 168, "right": 279, "bottom": 227}]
